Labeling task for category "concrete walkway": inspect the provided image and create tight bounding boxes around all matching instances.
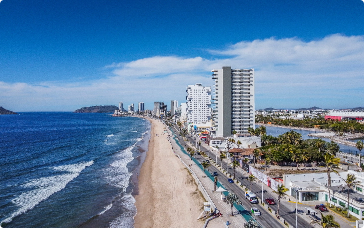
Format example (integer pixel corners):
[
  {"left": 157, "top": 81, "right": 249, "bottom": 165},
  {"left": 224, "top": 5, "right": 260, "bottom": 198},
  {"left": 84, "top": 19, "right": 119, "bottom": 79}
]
[{"left": 166, "top": 128, "right": 248, "bottom": 228}]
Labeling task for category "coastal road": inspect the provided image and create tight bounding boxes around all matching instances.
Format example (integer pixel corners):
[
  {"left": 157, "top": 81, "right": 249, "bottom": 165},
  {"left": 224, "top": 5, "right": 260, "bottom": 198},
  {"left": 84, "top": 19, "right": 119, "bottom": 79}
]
[
  {"left": 180, "top": 132, "right": 313, "bottom": 228},
  {"left": 170, "top": 128, "right": 286, "bottom": 228}
]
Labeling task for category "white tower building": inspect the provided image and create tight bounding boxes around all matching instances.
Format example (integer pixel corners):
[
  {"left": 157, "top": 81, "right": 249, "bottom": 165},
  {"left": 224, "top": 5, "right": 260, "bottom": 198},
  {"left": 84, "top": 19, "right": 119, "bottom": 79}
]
[
  {"left": 171, "top": 100, "right": 178, "bottom": 116},
  {"left": 212, "top": 66, "right": 255, "bottom": 137},
  {"left": 186, "top": 83, "right": 211, "bottom": 124}
]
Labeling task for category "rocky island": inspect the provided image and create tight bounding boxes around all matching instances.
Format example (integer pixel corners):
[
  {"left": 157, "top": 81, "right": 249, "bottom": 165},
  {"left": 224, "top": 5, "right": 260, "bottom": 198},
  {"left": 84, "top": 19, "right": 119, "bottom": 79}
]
[
  {"left": 0, "top": 107, "right": 17, "bottom": 115},
  {"left": 74, "top": 105, "right": 118, "bottom": 113}
]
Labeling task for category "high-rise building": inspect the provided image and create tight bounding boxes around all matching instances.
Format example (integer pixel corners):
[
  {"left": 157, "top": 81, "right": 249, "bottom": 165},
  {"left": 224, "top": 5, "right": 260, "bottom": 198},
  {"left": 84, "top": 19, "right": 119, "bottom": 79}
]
[
  {"left": 138, "top": 102, "right": 145, "bottom": 113},
  {"left": 186, "top": 83, "right": 211, "bottom": 124},
  {"left": 119, "top": 102, "right": 123, "bottom": 111},
  {"left": 153, "top": 102, "right": 167, "bottom": 117},
  {"left": 128, "top": 103, "right": 134, "bottom": 113},
  {"left": 171, "top": 100, "right": 178, "bottom": 116},
  {"left": 212, "top": 66, "right": 255, "bottom": 137}
]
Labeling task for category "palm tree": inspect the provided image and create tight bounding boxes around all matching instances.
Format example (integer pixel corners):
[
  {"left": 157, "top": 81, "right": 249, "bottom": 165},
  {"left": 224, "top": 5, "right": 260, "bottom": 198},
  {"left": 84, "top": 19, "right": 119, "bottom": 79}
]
[
  {"left": 344, "top": 173, "right": 359, "bottom": 217},
  {"left": 226, "top": 193, "right": 239, "bottom": 216},
  {"left": 201, "top": 161, "right": 211, "bottom": 171},
  {"left": 275, "top": 185, "right": 289, "bottom": 216},
  {"left": 324, "top": 153, "right": 340, "bottom": 206},
  {"left": 231, "top": 160, "right": 239, "bottom": 179},
  {"left": 220, "top": 152, "right": 226, "bottom": 167},
  {"left": 237, "top": 140, "right": 242, "bottom": 148},
  {"left": 187, "top": 147, "right": 195, "bottom": 160},
  {"left": 321, "top": 213, "right": 340, "bottom": 228},
  {"left": 357, "top": 140, "right": 364, "bottom": 153},
  {"left": 248, "top": 174, "right": 256, "bottom": 189},
  {"left": 253, "top": 148, "right": 261, "bottom": 167}
]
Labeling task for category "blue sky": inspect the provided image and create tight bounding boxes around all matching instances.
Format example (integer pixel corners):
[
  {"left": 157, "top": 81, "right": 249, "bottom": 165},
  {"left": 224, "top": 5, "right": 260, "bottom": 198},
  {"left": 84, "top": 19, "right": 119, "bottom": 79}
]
[{"left": 1, "top": 0, "right": 364, "bottom": 111}]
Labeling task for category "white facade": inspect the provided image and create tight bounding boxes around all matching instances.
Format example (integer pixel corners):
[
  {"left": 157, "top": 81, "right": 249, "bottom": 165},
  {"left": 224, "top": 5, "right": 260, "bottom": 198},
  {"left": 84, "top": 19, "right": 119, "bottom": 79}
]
[
  {"left": 171, "top": 100, "right": 178, "bottom": 116},
  {"left": 128, "top": 103, "right": 134, "bottom": 113},
  {"left": 212, "top": 67, "right": 255, "bottom": 137},
  {"left": 179, "top": 103, "right": 187, "bottom": 123},
  {"left": 186, "top": 84, "right": 211, "bottom": 124}
]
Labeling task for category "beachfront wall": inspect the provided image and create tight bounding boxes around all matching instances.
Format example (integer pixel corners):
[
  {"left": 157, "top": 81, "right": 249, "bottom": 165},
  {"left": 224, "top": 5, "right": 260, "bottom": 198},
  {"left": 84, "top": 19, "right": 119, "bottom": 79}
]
[{"left": 249, "top": 166, "right": 282, "bottom": 191}]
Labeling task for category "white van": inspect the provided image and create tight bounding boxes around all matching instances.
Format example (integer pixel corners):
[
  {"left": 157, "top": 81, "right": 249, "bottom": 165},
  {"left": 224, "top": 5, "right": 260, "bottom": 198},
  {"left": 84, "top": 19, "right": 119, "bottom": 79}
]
[{"left": 245, "top": 191, "right": 258, "bottom": 204}]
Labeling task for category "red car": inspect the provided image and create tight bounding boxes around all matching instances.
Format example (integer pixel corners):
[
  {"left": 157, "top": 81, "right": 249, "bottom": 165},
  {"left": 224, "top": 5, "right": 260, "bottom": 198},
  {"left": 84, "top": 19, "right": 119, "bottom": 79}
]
[
  {"left": 265, "top": 198, "right": 275, "bottom": 205},
  {"left": 315, "top": 204, "right": 328, "bottom": 212}
]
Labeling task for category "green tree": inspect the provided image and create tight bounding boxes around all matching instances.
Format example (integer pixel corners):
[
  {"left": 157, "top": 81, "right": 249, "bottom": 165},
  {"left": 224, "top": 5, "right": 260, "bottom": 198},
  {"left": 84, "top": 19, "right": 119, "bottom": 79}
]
[
  {"left": 237, "top": 140, "right": 242, "bottom": 148},
  {"left": 344, "top": 173, "right": 359, "bottom": 217},
  {"left": 324, "top": 153, "right": 340, "bottom": 205},
  {"left": 253, "top": 148, "right": 261, "bottom": 167},
  {"left": 231, "top": 160, "right": 239, "bottom": 179},
  {"left": 321, "top": 213, "right": 340, "bottom": 228},
  {"left": 356, "top": 140, "right": 363, "bottom": 154},
  {"left": 226, "top": 193, "right": 239, "bottom": 216},
  {"left": 220, "top": 152, "right": 226, "bottom": 167},
  {"left": 275, "top": 185, "right": 289, "bottom": 216},
  {"left": 201, "top": 161, "right": 211, "bottom": 171},
  {"left": 187, "top": 147, "right": 195, "bottom": 160},
  {"left": 248, "top": 174, "right": 256, "bottom": 189}
]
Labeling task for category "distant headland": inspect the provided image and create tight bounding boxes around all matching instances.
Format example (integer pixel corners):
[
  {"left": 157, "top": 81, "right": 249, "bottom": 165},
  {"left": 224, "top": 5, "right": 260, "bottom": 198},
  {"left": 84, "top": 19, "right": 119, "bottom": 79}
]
[
  {"left": 0, "top": 107, "right": 17, "bottom": 115},
  {"left": 74, "top": 105, "right": 118, "bottom": 113}
]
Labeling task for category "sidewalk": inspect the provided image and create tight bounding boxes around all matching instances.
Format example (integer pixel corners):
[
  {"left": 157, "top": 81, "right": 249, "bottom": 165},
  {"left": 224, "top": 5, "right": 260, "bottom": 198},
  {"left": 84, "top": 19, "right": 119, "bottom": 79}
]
[{"left": 167, "top": 129, "right": 248, "bottom": 228}]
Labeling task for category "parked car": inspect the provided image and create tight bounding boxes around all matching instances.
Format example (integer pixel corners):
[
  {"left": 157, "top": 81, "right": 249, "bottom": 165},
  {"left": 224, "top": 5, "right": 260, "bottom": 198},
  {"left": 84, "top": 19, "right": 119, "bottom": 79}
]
[
  {"left": 251, "top": 207, "right": 261, "bottom": 216},
  {"left": 213, "top": 172, "right": 218, "bottom": 176},
  {"left": 265, "top": 198, "right": 275, "bottom": 205},
  {"left": 228, "top": 178, "right": 234, "bottom": 183},
  {"left": 315, "top": 204, "right": 328, "bottom": 212}
]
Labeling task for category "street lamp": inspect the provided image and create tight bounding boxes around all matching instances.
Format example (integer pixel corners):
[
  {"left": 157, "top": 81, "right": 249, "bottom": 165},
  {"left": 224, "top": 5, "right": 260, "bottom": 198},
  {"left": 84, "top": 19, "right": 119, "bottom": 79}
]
[
  {"left": 296, "top": 190, "right": 299, "bottom": 228},
  {"left": 262, "top": 180, "right": 264, "bottom": 204}
]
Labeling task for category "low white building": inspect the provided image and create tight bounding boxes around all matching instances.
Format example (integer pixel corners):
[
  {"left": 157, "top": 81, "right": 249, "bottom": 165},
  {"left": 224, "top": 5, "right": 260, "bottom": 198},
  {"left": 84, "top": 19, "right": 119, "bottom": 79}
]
[{"left": 284, "top": 171, "right": 364, "bottom": 219}]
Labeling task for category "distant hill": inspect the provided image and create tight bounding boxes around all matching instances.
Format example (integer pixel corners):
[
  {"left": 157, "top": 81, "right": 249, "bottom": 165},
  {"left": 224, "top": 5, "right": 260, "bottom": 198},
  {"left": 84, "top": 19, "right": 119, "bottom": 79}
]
[
  {"left": 0, "top": 106, "right": 17, "bottom": 115},
  {"left": 74, "top": 105, "right": 118, "bottom": 113}
]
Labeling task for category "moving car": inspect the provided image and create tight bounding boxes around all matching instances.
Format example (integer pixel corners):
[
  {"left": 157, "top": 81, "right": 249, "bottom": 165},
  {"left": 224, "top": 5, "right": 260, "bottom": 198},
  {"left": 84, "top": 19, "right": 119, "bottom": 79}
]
[
  {"left": 251, "top": 207, "right": 261, "bottom": 216},
  {"left": 245, "top": 191, "right": 258, "bottom": 204},
  {"left": 228, "top": 178, "right": 234, "bottom": 183},
  {"left": 315, "top": 204, "right": 328, "bottom": 212},
  {"left": 213, "top": 172, "right": 218, "bottom": 176},
  {"left": 265, "top": 198, "right": 276, "bottom": 205}
]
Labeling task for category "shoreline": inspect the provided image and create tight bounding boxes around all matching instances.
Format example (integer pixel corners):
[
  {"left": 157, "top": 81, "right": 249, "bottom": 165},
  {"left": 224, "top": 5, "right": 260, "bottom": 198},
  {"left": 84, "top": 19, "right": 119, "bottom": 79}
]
[
  {"left": 133, "top": 118, "right": 204, "bottom": 228},
  {"left": 259, "top": 123, "right": 363, "bottom": 148}
]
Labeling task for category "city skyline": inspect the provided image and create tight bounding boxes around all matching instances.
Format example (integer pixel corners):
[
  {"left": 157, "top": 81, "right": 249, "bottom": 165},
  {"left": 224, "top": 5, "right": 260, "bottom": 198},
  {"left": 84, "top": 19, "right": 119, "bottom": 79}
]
[{"left": 1, "top": 0, "right": 364, "bottom": 111}]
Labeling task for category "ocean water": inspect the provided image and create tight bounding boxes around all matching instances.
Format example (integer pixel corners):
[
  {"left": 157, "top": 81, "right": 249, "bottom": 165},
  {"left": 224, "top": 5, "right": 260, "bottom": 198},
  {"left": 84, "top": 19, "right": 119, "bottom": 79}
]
[{"left": 0, "top": 112, "right": 150, "bottom": 228}]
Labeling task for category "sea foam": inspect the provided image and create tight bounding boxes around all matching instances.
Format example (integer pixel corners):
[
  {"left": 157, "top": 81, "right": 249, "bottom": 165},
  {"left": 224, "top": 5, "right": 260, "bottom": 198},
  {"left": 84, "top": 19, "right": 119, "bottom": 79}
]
[{"left": 0, "top": 161, "right": 93, "bottom": 225}]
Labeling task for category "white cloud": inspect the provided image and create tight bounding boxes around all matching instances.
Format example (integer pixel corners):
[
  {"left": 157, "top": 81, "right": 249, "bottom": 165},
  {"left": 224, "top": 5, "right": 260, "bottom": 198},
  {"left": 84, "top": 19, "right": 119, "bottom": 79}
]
[{"left": 1, "top": 34, "right": 364, "bottom": 111}]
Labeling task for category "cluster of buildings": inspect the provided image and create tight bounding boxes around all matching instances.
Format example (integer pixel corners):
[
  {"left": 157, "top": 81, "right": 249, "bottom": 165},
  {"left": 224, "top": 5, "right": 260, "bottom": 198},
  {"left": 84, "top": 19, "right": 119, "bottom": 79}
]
[{"left": 113, "top": 66, "right": 364, "bottom": 220}]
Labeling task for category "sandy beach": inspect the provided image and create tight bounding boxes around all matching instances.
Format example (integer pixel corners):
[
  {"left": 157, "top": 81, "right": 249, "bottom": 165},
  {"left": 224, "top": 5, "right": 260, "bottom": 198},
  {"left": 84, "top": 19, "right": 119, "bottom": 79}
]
[{"left": 134, "top": 118, "right": 204, "bottom": 228}]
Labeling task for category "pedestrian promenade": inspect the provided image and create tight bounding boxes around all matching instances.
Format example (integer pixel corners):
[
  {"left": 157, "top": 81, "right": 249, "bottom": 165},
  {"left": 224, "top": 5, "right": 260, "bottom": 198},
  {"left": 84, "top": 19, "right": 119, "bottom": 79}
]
[{"left": 166, "top": 128, "right": 248, "bottom": 228}]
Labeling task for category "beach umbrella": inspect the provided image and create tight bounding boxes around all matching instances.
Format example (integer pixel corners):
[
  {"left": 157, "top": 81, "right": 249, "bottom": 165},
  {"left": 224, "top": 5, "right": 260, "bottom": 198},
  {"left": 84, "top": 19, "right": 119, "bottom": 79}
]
[{"left": 215, "top": 186, "right": 227, "bottom": 200}]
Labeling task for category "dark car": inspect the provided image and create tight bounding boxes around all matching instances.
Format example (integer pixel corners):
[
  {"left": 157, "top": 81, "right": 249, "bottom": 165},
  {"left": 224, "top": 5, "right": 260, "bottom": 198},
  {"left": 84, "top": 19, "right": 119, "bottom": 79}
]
[
  {"left": 228, "top": 178, "right": 234, "bottom": 183},
  {"left": 315, "top": 204, "right": 328, "bottom": 212},
  {"left": 213, "top": 172, "right": 218, "bottom": 176},
  {"left": 265, "top": 198, "right": 275, "bottom": 205}
]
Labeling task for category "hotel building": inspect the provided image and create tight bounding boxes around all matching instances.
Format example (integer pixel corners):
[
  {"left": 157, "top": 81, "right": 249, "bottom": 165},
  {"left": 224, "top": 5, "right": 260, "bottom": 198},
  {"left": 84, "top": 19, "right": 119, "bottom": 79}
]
[
  {"left": 212, "top": 66, "right": 255, "bottom": 137},
  {"left": 186, "top": 83, "right": 211, "bottom": 125}
]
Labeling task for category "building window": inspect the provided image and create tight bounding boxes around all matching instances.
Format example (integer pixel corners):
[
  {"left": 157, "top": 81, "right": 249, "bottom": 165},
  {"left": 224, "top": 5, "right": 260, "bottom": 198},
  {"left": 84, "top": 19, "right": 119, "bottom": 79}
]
[{"left": 339, "top": 200, "right": 346, "bottom": 207}]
